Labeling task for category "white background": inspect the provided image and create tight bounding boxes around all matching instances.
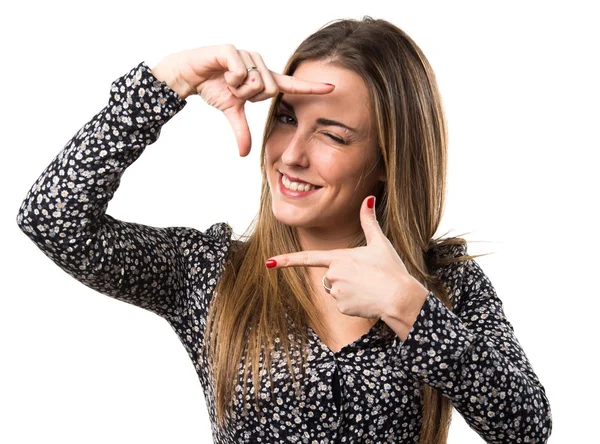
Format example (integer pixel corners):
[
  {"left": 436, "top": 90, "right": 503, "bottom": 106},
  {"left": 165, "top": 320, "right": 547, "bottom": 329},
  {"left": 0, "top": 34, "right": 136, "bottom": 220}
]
[{"left": 1, "top": 1, "right": 598, "bottom": 442}]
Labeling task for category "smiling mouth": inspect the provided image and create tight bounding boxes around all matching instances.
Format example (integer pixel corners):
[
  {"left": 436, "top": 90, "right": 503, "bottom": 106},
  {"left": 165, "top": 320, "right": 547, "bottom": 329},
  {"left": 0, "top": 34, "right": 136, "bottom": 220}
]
[{"left": 279, "top": 173, "right": 322, "bottom": 192}]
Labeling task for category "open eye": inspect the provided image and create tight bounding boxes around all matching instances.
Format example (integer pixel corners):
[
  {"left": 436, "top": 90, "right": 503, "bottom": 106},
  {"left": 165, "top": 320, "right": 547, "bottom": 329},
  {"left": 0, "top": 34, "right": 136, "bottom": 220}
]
[{"left": 275, "top": 112, "right": 297, "bottom": 125}]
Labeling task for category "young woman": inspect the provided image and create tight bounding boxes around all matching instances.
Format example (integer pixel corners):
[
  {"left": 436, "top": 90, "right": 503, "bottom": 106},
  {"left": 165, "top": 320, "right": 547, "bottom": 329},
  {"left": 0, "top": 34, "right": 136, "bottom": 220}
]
[{"left": 16, "top": 17, "right": 552, "bottom": 443}]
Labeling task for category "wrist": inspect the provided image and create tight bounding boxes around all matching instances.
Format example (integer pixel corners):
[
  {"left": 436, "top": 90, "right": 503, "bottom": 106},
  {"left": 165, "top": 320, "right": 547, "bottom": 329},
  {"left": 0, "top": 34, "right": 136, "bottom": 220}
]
[
  {"left": 151, "top": 59, "right": 193, "bottom": 100},
  {"left": 380, "top": 278, "right": 430, "bottom": 341}
]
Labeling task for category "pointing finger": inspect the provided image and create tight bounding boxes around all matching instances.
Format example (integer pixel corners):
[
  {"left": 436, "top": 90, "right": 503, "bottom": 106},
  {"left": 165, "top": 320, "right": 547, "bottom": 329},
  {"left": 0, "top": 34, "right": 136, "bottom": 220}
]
[
  {"left": 273, "top": 71, "right": 335, "bottom": 95},
  {"left": 266, "top": 249, "right": 346, "bottom": 269}
]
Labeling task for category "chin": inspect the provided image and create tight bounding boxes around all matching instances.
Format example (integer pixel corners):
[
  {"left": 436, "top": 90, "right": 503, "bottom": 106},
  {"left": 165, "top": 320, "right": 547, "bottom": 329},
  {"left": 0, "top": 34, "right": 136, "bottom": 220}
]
[{"left": 272, "top": 210, "right": 307, "bottom": 228}]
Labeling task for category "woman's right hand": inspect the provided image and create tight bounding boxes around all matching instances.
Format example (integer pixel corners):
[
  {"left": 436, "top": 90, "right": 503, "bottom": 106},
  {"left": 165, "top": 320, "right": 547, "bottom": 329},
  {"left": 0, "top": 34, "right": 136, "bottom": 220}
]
[{"left": 151, "top": 45, "right": 335, "bottom": 157}]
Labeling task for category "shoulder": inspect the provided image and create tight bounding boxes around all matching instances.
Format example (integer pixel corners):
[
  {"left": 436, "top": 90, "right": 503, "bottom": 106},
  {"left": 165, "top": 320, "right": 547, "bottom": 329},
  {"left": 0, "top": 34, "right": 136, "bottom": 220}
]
[
  {"left": 427, "top": 241, "right": 469, "bottom": 288},
  {"left": 165, "top": 222, "right": 234, "bottom": 265},
  {"left": 427, "top": 241, "right": 495, "bottom": 312}
]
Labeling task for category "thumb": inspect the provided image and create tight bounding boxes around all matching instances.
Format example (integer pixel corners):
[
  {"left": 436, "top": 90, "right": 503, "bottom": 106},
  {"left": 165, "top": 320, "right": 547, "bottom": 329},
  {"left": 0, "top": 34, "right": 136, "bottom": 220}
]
[
  {"left": 223, "top": 105, "right": 251, "bottom": 157},
  {"left": 360, "top": 195, "right": 383, "bottom": 245}
]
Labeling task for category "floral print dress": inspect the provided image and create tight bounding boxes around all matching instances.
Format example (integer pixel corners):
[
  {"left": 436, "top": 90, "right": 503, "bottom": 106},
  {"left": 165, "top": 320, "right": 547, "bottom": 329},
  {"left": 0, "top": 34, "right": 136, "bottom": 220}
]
[{"left": 16, "top": 63, "right": 552, "bottom": 443}]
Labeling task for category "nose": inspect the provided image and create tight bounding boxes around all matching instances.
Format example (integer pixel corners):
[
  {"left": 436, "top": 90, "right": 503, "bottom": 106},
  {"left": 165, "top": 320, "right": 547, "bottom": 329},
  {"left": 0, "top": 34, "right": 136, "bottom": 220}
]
[{"left": 281, "top": 131, "right": 310, "bottom": 169}]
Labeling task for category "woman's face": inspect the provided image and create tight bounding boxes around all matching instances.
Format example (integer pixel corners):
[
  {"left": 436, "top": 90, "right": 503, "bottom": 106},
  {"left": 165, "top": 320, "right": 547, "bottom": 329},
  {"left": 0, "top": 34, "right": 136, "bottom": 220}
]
[{"left": 265, "top": 60, "right": 384, "bottom": 236}]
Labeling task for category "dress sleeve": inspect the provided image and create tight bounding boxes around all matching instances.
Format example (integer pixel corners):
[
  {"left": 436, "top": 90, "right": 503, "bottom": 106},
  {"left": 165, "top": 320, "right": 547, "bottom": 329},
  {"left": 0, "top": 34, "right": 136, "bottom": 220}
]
[
  {"left": 16, "top": 62, "right": 233, "bottom": 322},
  {"left": 393, "top": 247, "right": 552, "bottom": 443}
]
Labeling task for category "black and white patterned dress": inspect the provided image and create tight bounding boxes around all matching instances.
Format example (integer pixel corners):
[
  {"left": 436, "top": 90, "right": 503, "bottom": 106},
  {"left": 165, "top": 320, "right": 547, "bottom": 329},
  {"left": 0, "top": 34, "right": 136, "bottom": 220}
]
[{"left": 16, "top": 63, "right": 552, "bottom": 443}]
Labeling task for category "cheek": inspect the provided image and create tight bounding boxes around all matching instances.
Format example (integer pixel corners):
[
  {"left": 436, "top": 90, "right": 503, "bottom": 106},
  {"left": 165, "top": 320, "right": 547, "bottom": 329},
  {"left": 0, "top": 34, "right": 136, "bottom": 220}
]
[
  {"left": 312, "top": 150, "right": 345, "bottom": 180},
  {"left": 320, "top": 156, "right": 365, "bottom": 187},
  {"left": 264, "top": 143, "right": 276, "bottom": 165},
  {"left": 265, "top": 133, "right": 286, "bottom": 164}
]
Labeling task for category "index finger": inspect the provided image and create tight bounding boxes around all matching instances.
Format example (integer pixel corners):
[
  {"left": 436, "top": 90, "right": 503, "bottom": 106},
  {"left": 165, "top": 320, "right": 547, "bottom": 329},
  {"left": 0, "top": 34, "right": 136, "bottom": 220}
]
[
  {"left": 272, "top": 71, "right": 335, "bottom": 95},
  {"left": 266, "top": 249, "right": 344, "bottom": 269}
]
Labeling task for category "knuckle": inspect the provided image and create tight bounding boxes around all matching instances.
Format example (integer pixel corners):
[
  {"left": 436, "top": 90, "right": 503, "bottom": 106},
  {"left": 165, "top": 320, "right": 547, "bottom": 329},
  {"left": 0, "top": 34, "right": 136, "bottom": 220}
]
[
  {"left": 265, "top": 85, "right": 279, "bottom": 96},
  {"left": 249, "top": 51, "right": 261, "bottom": 59},
  {"left": 302, "top": 253, "right": 313, "bottom": 266},
  {"left": 223, "top": 44, "right": 237, "bottom": 55}
]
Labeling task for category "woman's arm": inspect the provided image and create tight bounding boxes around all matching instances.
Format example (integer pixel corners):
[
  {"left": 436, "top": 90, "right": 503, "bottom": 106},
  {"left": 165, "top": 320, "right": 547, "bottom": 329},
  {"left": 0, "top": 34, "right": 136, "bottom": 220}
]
[
  {"left": 393, "top": 253, "right": 552, "bottom": 443},
  {"left": 17, "top": 47, "right": 333, "bottom": 320},
  {"left": 15, "top": 62, "right": 234, "bottom": 321}
]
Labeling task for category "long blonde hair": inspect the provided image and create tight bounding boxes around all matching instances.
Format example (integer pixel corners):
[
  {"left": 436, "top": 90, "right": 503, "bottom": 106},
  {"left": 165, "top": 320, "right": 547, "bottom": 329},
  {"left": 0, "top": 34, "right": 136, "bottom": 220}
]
[{"left": 205, "top": 17, "right": 481, "bottom": 443}]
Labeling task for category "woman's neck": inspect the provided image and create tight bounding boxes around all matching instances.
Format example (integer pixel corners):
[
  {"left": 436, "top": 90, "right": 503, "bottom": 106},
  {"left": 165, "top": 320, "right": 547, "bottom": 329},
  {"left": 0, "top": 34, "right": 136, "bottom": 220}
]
[{"left": 296, "top": 223, "right": 362, "bottom": 252}]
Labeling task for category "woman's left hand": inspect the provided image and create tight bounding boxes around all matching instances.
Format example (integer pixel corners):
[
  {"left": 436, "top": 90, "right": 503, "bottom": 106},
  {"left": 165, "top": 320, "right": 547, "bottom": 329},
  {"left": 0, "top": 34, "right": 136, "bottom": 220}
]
[{"left": 265, "top": 196, "right": 431, "bottom": 340}]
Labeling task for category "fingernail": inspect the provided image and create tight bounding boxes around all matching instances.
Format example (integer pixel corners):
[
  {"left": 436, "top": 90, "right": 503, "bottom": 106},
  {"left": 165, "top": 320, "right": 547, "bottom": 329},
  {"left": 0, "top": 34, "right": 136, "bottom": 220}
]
[
  {"left": 367, "top": 196, "right": 375, "bottom": 209},
  {"left": 265, "top": 259, "right": 277, "bottom": 269},
  {"left": 324, "top": 83, "right": 335, "bottom": 87}
]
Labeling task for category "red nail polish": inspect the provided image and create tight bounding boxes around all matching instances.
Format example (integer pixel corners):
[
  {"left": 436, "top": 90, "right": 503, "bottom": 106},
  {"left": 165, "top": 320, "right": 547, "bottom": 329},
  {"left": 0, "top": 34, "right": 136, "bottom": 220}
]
[
  {"left": 324, "top": 83, "right": 334, "bottom": 87},
  {"left": 367, "top": 196, "right": 375, "bottom": 209},
  {"left": 266, "top": 259, "right": 277, "bottom": 268}
]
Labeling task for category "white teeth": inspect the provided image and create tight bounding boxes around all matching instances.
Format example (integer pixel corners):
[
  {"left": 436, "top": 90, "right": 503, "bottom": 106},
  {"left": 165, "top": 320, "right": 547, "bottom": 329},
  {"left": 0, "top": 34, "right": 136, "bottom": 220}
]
[{"left": 281, "top": 174, "right": 317, "bottom": 192}]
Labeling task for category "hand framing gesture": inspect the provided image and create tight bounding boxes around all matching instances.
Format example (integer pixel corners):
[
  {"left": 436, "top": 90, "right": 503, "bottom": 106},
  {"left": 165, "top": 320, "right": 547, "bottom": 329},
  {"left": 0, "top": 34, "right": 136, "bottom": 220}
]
[
  {"left": 265, "top": 196, "right": 430, "bottom": 340},
  {"left": 152, "top": 45, "right": 335, "bottom": 157}
]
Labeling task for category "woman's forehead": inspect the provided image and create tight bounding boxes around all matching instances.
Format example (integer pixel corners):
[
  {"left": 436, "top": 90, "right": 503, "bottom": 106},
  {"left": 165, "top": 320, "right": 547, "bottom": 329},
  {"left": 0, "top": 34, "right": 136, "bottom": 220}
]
[{"left": 282, "top": 61, "right": 372, "bottom": 131}]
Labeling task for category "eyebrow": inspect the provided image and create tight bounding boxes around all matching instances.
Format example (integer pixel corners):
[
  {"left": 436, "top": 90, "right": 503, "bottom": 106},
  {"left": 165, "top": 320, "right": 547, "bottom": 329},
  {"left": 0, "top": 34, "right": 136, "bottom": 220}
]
[{"left": 279, "top": 99, "right": 358, "bottom": 133}]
